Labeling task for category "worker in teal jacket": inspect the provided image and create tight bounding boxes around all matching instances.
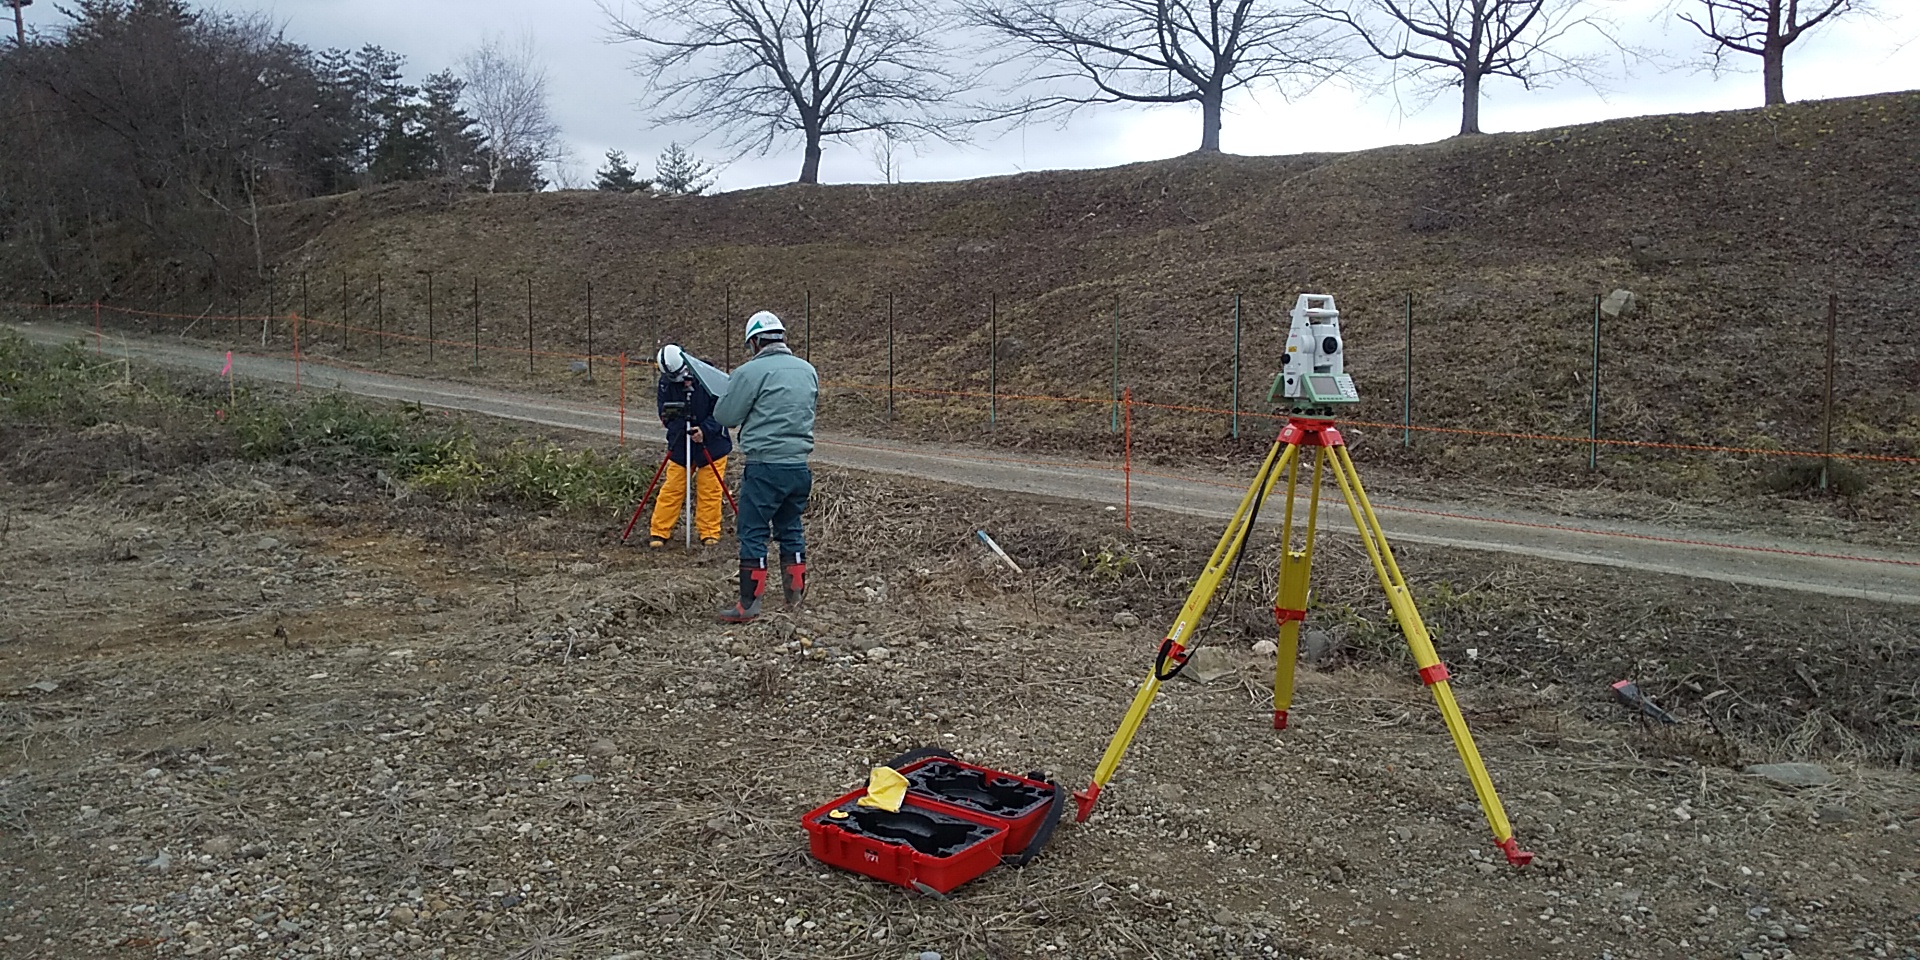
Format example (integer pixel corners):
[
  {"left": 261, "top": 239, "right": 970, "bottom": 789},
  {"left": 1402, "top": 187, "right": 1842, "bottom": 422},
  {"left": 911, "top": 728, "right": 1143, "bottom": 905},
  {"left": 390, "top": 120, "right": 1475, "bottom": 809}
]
[{"left": 713, "top": 310, "right": 818, "bottom": 622}]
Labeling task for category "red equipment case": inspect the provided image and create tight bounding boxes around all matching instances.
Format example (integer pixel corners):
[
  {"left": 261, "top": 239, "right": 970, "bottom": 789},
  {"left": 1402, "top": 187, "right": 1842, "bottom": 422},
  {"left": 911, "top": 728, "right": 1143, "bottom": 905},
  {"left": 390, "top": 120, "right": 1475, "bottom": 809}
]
[{"left": 802, "top": 748, "right": 1062, "bottom": 895}]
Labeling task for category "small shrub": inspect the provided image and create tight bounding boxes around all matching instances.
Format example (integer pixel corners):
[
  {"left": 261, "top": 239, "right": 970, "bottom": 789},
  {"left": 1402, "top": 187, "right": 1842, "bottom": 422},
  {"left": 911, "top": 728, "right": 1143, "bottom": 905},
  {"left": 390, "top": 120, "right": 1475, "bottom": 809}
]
[
  {"left": 229, "top": 395, "right": 468, "bottom": 473},
  {"left": 1081, "top": 547, "right": 1138, "bottom": 581},
  {"left": 2, "top": 336, "right": 650, "bottom": 513},
  {"left": 0, "top": 335, "right": 118, "bottom": 422},
  {"left": 1321, "top": 602, "right": 1405, "bottom": 667},
  {"left": 1763, "top": 460, "right": 1868, "bottom": 498},
  {"left": 493, "top": 443, "right": 653, "bottom": 510},
  {"left": 407, "top": 441, "right": 495, "bottom": 501},
  {"left": 226, "top": 398, "right": 649, "bottom": 511}
]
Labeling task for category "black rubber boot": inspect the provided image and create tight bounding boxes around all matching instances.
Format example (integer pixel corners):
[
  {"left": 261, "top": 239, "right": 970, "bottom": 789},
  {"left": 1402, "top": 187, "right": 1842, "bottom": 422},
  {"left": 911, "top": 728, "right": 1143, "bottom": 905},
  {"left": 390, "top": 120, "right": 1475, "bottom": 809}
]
[
  {"left": 719, "top": 558, "right": 766, "bottom": 623},
  {"left": 781, "top": 552, "right": 806, "bottom": 610}
]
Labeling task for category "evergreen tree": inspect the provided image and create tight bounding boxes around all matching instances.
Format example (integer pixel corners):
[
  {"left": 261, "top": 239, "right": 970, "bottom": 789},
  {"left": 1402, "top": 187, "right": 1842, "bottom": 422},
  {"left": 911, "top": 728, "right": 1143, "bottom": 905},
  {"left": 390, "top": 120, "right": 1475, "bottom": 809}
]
[
  {"left": 305, "top": 54, "right": 483, "bottom": 188},
  {"left": 593, "top": 149, "right": 650, "bottom": 193},
  {"left": 489, "top": 150, "right": 548, "bottom": 192},
  {"left": 302, "top": 48, "right": 362, "bottom": 193},
  {"left": 419, "top": 70, "right": 485, "bottom": 184},
  {"left": 282, "top": 46, "right": 359, "bottom": 196},
  {"left": 368, "top": 97, "right": 431, "bottom": 183},
  {"left": 653, "top": 143, "right": 714, "bottom": 196},
  {"left": 318, "top": 44, "right": 421, "bottom": 185}
]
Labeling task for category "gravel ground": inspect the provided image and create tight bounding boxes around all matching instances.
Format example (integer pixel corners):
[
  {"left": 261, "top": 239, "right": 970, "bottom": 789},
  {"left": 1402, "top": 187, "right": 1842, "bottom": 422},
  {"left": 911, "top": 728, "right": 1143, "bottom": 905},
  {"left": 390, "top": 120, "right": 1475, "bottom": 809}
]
[{"left": 1, "top": 446, "right": 1916, "bottom": 960}]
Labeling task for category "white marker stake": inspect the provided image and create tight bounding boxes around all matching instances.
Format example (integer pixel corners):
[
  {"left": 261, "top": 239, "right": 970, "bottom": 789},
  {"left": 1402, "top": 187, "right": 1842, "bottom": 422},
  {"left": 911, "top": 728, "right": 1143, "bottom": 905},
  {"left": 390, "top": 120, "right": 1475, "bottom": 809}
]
[{"left": 976, "top": 530, "right": 1023, "bottom": 574}]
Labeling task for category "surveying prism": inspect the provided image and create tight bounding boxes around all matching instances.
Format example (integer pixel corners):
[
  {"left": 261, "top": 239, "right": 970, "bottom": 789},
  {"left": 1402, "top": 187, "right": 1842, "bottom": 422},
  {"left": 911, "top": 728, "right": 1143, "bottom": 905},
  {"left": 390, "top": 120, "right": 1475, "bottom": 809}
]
[{"left": 1074, "top": 294, "right": 1535, "bottom": 867}]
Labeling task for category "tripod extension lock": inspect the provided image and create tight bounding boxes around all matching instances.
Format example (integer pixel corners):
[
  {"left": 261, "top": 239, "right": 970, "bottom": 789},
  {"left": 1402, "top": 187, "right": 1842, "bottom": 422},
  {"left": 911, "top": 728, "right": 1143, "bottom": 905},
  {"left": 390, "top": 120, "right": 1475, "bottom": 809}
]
[{"left": 1073, "top": 415, "right": 1535, "bottom": 868}]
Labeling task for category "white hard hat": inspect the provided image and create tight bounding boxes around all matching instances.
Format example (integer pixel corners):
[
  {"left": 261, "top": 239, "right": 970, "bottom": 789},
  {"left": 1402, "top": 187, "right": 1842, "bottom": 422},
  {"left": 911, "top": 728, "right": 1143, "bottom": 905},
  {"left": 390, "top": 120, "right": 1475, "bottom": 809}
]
[
  {"left": 743, "top": 310, "right": 786, "bottom": 344},
  {"left": 656, "top": 344, "right": 688, "bottom": 376}
]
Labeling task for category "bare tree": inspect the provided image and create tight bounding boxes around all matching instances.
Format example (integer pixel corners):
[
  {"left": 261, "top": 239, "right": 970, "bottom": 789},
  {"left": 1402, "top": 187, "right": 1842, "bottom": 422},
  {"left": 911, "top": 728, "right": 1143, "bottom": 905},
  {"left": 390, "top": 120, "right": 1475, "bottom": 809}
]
[
  {"left": 968, "top": 0, "right": 1342, "bottom": 153},
  {"left": 604, "top": 0, "right": 968, "bottom": 184},
  {"left": 1309, "top": 0, "right": 1612, "bottom": 135},
  {"left": 15, "top": 1, "right": 332, "bottom": 291},
  {"left": 1677, "top": 0, "right": 1859, "bottom": 105},
  {"left": 865, "top": 130, "right": 902, "bottom": 182},
  {"left": 459, "top": 34, "right": 563, "bottom": 192}
]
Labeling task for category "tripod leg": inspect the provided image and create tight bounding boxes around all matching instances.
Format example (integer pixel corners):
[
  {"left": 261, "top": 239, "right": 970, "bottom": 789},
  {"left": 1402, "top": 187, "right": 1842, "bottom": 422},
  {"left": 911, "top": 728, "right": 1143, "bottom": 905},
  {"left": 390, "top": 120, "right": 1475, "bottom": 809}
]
[
  {"left": 1271, "top": 446, "right": 1326, "bottom": 729},
  {"left": 1074, "top": 438, "right": 1300, "bottom": 822},
  {"left": 702, "top": 451, "right": 739, "bottom": 515},
  {"left": 1326, "top": 444, "right": 1534, "bottom": 867},
  {"left": 621, "top": 454, "right": 674, "bottom": 541}
]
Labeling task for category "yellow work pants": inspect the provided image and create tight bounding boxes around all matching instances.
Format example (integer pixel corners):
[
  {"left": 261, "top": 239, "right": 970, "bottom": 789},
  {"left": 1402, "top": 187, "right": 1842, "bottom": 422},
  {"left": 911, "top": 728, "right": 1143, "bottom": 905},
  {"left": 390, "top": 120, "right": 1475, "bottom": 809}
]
[{"left": 650, "top": 456, "right": 727, "bottom": 542}]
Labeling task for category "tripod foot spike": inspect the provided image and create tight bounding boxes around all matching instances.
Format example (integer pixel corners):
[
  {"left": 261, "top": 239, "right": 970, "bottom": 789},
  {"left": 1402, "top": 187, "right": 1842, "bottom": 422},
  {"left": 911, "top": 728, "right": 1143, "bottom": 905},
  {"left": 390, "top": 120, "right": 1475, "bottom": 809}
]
[
  {"left": 1497, "top": 837, "right": 1535, "bottom": 867},
  {"left": 1071, "top": 783, "right": 1102, "bottom": 822},
  {"left": 1272, "top": 709, "right": 1289, "bottom": 730}
]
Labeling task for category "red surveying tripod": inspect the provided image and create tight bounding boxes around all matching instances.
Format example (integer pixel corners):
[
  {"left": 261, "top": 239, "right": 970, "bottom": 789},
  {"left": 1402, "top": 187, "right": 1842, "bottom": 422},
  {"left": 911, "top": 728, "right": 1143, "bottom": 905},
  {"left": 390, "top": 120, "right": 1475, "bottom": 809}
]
[{"left": 620, "top": 433, "right": 738, "bottom": 544}]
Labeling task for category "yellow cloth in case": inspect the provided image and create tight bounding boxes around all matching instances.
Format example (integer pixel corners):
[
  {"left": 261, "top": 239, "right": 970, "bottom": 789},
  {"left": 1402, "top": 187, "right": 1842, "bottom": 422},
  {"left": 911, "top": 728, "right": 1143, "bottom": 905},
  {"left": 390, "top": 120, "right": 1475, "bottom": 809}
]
[{"left": 854, "top": 766, "right": 908, "bottom": 812}]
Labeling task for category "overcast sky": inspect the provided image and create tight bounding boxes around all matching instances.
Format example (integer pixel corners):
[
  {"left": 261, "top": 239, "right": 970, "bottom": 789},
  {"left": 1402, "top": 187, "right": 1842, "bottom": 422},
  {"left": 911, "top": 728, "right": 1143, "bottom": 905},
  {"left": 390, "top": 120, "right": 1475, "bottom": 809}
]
[{"left": 15, "top": 1, "right": 1917, "bottom": 191}]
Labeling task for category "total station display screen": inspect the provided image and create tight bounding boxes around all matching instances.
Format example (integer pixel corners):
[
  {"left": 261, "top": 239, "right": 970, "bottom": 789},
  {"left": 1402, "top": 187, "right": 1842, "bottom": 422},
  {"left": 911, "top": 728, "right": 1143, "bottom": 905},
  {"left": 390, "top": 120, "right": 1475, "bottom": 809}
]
[{"left": 1308, "top": 375, "right": 1342, "bottom": 396}]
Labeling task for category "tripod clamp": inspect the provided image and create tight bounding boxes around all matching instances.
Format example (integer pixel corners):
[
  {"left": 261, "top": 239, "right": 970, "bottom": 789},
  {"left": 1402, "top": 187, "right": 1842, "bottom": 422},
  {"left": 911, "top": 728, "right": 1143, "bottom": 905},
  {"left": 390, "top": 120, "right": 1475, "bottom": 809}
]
[{"left": 1151, "top": 637, "right": 1191, "bottom": 682}]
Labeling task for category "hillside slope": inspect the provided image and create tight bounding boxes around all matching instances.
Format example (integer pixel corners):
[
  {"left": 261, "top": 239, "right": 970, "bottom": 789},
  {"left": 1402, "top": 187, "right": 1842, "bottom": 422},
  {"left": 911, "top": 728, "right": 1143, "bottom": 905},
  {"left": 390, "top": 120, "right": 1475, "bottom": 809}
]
[{"left": 31, "top": 92, "right": 1920, "bottom": 509}]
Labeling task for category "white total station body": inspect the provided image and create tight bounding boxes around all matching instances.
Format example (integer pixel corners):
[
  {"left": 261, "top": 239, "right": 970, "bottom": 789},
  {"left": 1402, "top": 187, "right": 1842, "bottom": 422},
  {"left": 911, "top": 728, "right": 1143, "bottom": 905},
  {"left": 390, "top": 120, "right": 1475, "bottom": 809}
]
[{"left": 1281, "top": 294, "right": 1349, "bottom": 401}]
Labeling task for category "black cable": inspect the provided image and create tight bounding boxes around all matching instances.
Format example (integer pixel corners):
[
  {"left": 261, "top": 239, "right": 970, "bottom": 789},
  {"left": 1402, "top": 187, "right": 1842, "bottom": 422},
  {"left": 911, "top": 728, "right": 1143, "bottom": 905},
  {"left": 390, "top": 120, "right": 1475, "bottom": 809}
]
[{"left": 1152, "top": 445, "right": 1282, "bottom": 682}]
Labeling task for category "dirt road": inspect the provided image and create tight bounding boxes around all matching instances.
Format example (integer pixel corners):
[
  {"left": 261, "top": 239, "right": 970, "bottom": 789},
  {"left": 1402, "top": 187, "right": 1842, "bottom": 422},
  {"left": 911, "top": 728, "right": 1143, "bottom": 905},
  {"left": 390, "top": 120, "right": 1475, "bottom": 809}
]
[{"left": 13, "top": 319, "right": 1920, "bottom": 605}]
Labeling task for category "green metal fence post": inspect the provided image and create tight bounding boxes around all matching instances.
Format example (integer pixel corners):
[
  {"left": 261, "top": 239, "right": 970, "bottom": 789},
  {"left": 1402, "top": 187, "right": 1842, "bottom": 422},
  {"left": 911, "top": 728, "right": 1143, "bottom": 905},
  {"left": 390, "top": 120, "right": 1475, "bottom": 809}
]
[
  {"left": 988, "top": 292, "right": 998, "bottom": 431},
  {"left": 341, "top": 272, "right": 350, "bottom": 354},
  {"left": 1110, "top": 306, "right": 1120, "bottom": 434},
  {"left": 1231, "top": 293, "right": 1242, "bottom": 439},
  {"left": 1404, "top": 292, "right": 1413, "bottom": 449},
  {"left": 1820, "top": 293, "right": 1837, "bottom": 491},
  {"left": 1589, "top": 295, "right": 1601, "bottom": 471},
  {"left": 887, "top": 291, "right": 896, "bottom": 420}
]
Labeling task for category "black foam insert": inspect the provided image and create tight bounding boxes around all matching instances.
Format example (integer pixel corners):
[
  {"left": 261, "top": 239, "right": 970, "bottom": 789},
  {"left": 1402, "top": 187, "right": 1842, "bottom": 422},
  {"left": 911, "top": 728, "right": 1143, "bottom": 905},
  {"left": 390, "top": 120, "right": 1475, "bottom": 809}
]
[
  {"left": 906, "top": 761, "right": 1052, "bottom": 819},
  {"left": 823, "top": 801, "right": 997, "bottom": 858}
]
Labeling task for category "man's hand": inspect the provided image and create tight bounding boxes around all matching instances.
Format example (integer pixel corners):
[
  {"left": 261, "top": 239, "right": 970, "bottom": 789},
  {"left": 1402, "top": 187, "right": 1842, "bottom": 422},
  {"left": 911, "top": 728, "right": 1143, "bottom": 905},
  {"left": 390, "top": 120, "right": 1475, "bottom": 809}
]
[{"left": 689, "top": 426, "right": 705, "bottom": 444}]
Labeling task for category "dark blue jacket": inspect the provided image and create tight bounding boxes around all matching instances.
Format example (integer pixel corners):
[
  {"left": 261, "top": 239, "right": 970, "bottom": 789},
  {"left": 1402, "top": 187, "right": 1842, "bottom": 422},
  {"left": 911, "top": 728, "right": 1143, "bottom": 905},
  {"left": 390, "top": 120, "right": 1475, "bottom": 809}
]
[{"left": 658, "top": 374, "right": 732, "bottom": 466}]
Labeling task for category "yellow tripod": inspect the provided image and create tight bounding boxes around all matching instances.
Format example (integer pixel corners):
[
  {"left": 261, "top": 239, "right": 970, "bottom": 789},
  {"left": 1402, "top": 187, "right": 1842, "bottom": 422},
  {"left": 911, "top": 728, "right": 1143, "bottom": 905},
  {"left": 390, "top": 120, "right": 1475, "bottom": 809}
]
[{"left": 1072, "top": 416, "right": 1535, "bottom": 866}]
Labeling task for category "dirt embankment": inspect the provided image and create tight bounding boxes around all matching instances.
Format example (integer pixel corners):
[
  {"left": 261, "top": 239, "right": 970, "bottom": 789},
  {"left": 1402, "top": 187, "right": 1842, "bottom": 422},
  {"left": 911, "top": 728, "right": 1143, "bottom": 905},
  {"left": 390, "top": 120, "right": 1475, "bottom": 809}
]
[{"left": 23, "top": 91, "right": 1920, "bottom": 530}]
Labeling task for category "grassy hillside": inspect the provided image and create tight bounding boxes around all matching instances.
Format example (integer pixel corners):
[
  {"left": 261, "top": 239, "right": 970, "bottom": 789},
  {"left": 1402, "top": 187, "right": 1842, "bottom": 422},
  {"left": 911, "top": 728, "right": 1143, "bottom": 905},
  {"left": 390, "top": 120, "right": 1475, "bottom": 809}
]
[{"left": 19, "top": 91, "right": 1920, "bottom": 519}]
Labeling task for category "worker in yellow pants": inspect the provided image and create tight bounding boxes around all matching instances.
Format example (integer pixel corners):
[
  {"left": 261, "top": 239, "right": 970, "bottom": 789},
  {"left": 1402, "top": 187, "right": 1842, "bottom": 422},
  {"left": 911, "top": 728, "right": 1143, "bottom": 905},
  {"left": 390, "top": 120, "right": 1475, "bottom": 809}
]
[
  {"left": 650, "top": 453, "right": 729, "bottom": 545},
  {"left": 649, "top": 345, "right": 732, "bottom": 547}
]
